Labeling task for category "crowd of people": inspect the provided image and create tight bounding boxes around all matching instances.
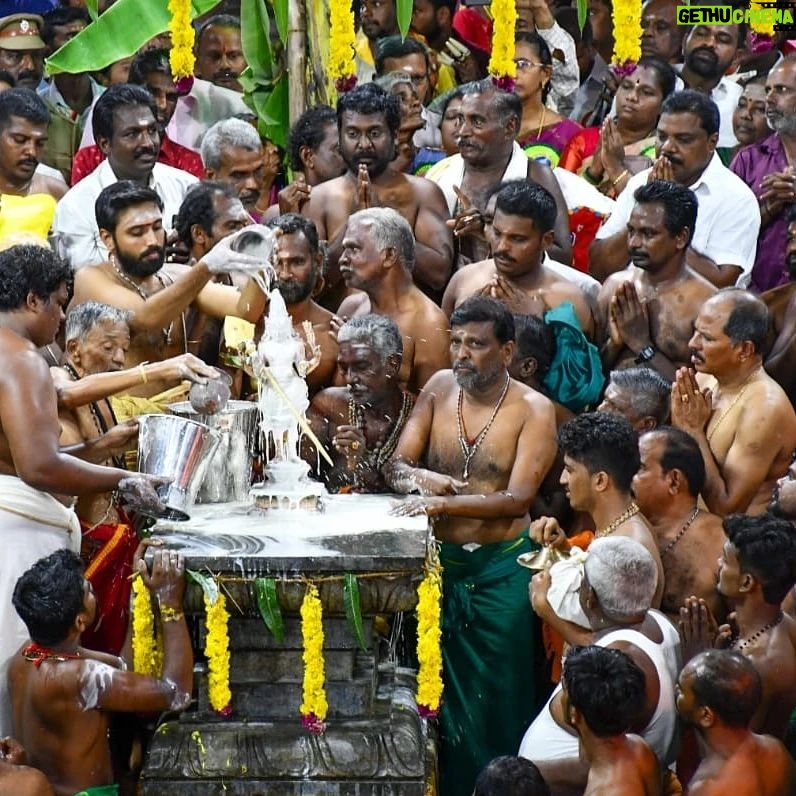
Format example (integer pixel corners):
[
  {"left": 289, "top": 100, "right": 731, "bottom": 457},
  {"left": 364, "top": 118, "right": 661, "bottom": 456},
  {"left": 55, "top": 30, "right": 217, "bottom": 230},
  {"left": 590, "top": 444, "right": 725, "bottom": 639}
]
[{"left": 0, "top": 0, "right": 796, "bottom": 794}]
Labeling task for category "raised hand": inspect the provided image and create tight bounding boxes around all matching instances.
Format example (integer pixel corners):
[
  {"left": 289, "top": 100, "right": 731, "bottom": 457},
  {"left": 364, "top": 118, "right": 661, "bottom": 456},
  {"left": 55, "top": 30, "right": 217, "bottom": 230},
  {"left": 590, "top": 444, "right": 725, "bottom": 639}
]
[
  {"left": 610, "top": 281, "right": 651, "bottom": 353},
  {"left": 671, "top": 367, "right": 712, "bottom": 435}
]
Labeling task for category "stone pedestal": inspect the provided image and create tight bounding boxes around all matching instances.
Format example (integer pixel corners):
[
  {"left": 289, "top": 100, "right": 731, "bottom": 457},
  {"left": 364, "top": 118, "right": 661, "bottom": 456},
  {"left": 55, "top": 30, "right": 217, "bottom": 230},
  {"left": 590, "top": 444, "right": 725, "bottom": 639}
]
[{"left": 138, "top": 495, "right": 436, "bottom": 794}]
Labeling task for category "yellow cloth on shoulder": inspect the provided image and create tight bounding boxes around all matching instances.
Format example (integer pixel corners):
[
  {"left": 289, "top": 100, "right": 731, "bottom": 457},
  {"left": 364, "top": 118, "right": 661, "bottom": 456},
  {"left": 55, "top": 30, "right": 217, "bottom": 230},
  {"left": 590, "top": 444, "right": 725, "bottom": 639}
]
[
  {"left": 110, "top": 383, "right": 191, "bottom": 422},
  {"left": 0, "top": 193, "right": 57, "bottom": 240}
]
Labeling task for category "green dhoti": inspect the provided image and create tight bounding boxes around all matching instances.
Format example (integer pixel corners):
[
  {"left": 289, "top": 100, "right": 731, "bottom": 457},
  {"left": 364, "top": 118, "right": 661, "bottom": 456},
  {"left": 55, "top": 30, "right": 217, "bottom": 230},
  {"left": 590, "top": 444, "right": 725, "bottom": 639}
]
[
  {"left": 439, "top": 531, "right": 539, "bottom": 796},
  {"left": 74, "top": 785, "right": 119, "bottom": 796}
]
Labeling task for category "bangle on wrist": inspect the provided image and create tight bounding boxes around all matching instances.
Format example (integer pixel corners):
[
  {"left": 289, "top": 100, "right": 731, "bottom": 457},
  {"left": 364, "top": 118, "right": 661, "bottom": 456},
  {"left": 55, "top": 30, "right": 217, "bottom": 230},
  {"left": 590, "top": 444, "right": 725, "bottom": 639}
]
[
  {"left": 138, "top": 362, "right": 149, "bottom": 384},
  {"left": 159, "top": 604, "right": 185, "bottom": 623},
  {"left": 612, "top": 168, "right": 629, "bottom": 187}
]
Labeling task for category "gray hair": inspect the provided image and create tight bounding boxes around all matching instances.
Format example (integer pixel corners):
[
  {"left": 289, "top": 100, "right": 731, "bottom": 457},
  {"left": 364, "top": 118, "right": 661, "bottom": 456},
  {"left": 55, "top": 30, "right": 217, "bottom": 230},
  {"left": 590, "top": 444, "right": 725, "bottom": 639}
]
[
  {"left": 200, "top": 118, "right": 262, "bottom": 171},
  {"left": 584, "top": 537, "right": 657, "bottom": 622},
  {"left": 609, "top": 367, "right": 671, "bottom": 426},
  {"left": 65, "top": 301, "right": 132, "bottom": 344},
  {"left": 337, "top": 313, "right": 403, "bottom": 365},
  {"left": 374, "top": 71, "right": 414, "bottom": 94},
  {"left": 348, "top": 208, "right": 415, "bottom": 273}
]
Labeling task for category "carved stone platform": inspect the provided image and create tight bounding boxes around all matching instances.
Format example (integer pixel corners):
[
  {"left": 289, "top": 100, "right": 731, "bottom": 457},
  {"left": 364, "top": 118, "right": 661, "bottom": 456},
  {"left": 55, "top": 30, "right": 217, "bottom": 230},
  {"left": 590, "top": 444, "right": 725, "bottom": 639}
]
[{"left": 138, "top": 495, "right": 435, "bottom": 794}]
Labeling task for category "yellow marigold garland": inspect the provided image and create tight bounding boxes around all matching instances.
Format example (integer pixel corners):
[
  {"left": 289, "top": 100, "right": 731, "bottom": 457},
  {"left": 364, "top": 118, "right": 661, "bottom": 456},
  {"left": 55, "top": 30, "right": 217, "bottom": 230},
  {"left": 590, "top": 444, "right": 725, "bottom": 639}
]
[
  {"left": 610, "top": 0, "right": 642, "bottom": 77},
  {"left": 329, "top": 0, "right": 357, "bottom": 92},
  {"left": 168, "top": 0, "right": 195, "bottom": 80},
  {"left": 204, "top": 589, "right": 232, "bottom": 716},
  {"left": 131, "top": 576, "right": 161, "bottom": 676},
  {"left": 416, "top": 555, "right": 443, "bottom": 719},
  {"left": 300, "top": 584, "right": 328, "bottom": 733},
  {"left": 748, "top": 1, "right": 774, "bottom": 36},
  {"left": 488, "top": 0, "right": 517, "bottom": 89}
]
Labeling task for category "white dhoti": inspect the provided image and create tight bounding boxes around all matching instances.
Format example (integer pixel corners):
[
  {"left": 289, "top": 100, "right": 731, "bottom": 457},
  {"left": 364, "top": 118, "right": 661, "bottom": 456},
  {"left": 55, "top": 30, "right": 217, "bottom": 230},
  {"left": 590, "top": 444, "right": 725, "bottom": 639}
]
[{"left": 0, "top": 475, "right": 80, "bottom": 736}]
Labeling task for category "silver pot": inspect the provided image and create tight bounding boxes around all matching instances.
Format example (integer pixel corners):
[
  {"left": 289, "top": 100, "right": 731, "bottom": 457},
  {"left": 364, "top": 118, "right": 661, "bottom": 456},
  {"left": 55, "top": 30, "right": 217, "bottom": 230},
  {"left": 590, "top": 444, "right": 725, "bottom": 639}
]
[
  {"left": 169, "top": 401, "right": 259, "bottom": 503},
  {"left": 137, "top": 414, "right": 222, "bottom": 521}
]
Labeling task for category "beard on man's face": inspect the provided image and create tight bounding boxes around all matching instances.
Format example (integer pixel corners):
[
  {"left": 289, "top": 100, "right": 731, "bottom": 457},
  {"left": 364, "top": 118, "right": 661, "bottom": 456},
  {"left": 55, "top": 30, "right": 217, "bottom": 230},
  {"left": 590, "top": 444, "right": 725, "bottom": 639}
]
[
  {"left": 114, "top": 244, "right": 166, "bottom": 278},
  {"left": 276, "top": 274, "right": 315, "bottom": 304}
]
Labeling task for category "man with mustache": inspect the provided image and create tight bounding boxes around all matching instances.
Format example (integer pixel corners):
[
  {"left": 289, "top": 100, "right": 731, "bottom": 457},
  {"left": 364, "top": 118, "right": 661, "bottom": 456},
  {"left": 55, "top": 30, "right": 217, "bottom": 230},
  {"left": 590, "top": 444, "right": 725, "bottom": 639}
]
[
  {"left": 307, "top": 314, "right": 411, "bottom": 492},
  {"left": 762, "top": 207, "right": 796, "bottom": 402},
  {"left": 731, "top": 57, "right": 796, "bottom": 293},
  {"left": 679, "top": 23, "right": 744, "bottom": 149},
  {"left": 0, "top": 88, "right": 66, "bottom": 243},
  {"left": 442, "top": 181, "right": 594, "bottom": 339},
  {"left": 337, "top": 207, "right": 450, "bottom": 393},
  {"left": 671, "top": 289, "right": 796, "bottom": 516},
  {"left": 268, "top": 213, "right": 339, "bottom": 396},
  {"left": 53, "top": 84, "right": 197, "bottom": 270},
  {"left": 301, "top": 83, "right": 453, "bottom": 306},
  {"left": 386, "top": 296, "right": 558, "bottom": 796},
  {"left": 194, "top": 14, "right": 246, "bottom": 93},
  {"left": 0, "top": 14, "right": 45, "bottom": 91},
  {"left": 69, "top": 180, "right": 269, "bottom": 399},
  {"left": 590, "top": 90, "right": 759, "bottom": 288},
  {"left": 597, "top": 180, "right": 716, "bottom": 380}
]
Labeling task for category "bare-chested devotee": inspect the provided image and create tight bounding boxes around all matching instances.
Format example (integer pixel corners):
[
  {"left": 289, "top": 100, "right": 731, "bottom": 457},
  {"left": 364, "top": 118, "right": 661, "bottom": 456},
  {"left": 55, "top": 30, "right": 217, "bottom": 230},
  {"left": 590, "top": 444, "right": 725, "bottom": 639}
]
[
  {"left": 425, "top": 80, "right": 573, "bottom": 268},
  {"left": 761, "top": 206, "right": 796, "bottom": 403},
  {"left": 337, "top": 208, "right": 450, "bottom": 393},
  {"left": 680, "top": 514, "right": 796, "bottom": 739},
  {"left": 301, "top": 82, "right": 453, "bottom": 304},
  {"left": 268, "top": 214, "right": 339, "bottom": 396},
  {"left": 9, "top": 548, "right": 193, "bottom": 796},
  {"left": 676, "top": 650, "right": 796, "bottom": 796},
  {"left": 0, "top": 735, "right": 53, "bottom": 795},
  {"left": 671, "top": 289, "right": 796, "bottom": 516},
  {"left": 632, "top": 427, "right": 727, "bottom": 625},
  {"left": 70, "top": 181, "right": 268, "bottom": 401},
  {"left": 385, "top": 296, "right": 558, "bottom": 796},
  {"left": 441, "top": 181, "right": 595, "bottom": 338},
  {"left": 598, "top": 367, "right": 670, "bottom": 433},
  {"left": 52, "top": 301, "right": 215, "bottom": 653},
  {"left": 0, "top": 245, "right": 166, "bottom": 737},
  {"left": 561, "top": 645, "right": 662, "bottom": 796},
  {"left": 598, "top": 181, "right": 716, "bottom": 381},
  {"left": 307, "top": 315, "right": 413, "bottom": 492}
]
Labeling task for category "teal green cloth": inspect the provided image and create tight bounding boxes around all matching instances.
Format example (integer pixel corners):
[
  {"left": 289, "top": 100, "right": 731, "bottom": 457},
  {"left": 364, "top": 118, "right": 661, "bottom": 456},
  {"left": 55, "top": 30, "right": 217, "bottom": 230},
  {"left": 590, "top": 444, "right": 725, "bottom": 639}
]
[
  {"left": 542, "top": 301, "right": 605, "bottom": 413},
  {"left": 74, "top": 786, "right": 119, "bottom": 796},
  {"left": 439, "top": 531, "right": 538, "bottom": 796}
]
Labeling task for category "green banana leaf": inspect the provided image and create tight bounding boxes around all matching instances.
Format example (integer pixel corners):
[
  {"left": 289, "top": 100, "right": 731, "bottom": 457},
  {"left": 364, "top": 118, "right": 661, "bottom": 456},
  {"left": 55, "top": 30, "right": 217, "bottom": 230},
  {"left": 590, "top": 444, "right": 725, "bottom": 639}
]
[
  {"left": 576, "top": 0, "right": 588, "bottom": 30},
  {"left": 255, "top": 577, "right": 285, "bottom": 642},
  {"left": 187, "top": 569, "right": 220, "bottom": 606},
  {"left": 396, "top": 0, "right": 413, "bottom": 39},
  {"left": 343, "top": 573, "right": 368, "bottom": 651},
  {"left": 86, "top": 0, "right": 99, "bottom": 22},
  {"left": 46, "top": 0, "right": 221, "bottom": 76},
  {"left": 271, "top": 0, "right": 289, "bottom": 47}
]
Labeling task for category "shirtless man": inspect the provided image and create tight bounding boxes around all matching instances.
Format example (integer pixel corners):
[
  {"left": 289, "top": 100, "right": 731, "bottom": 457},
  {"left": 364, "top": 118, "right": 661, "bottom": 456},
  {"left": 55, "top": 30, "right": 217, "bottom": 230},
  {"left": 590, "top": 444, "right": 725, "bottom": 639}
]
[
  {"left": 425, "top": 80, "right": 572, "bottom": 268},
  {"left": 265, "top": 213, "right": 339, "bottom": 395},
  {"left": 337, "top": 208, "right": 450, "bottom": 392},
  {"left": 385, "top": 296, "right": 558, "bottom": 795},
  {"left": 562, "top": 645, "right": 662, "bottom": 796},
  {"left": 598, "top": 181, "right": 716, "bottom": 380},
  {"left": 308, "top": 315, "right": 413, "bottom": 492},
  {"left": 761, "top": 207, "right": 796, "bottom": 402},
  {"left": 672, "top": 289, "right": 796, "bottom": 516},
  {"left": 632, "top": 427, "right": 727, "bottom": 624},
  {"left": 302, "top": 82, "right": 452, "bottom": 304},
  {"left": 676, "top": 650, "right": 796, "bottom": 795},
  {"left": 681, "top": 513, "right": 796, "bottom": 739},
  {"left": 598, "top": 367, "right": 670, "bottom": 432},
  {"left": 0, "top": 736, "right": 52, "bottom": 795},
  {"left": 8, "top": 547, "right": 193, "bottom": 796},
  {"left": 0, "top": 244, "right": 165, "bottom": 736},
  {"left": 442, "top": 181, "right": 594, "bottom": 338},
  {"left": 52, "top": 301, "right": 215, "bottom": 652},
  {"left": 70, "top": 180, "right": 269, "bottom": 398}
]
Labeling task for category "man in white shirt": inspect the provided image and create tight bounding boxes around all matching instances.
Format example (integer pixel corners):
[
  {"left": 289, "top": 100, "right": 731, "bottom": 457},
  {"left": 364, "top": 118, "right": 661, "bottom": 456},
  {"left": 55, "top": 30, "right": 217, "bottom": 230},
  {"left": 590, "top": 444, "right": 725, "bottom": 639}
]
[
  {"left": 590, "top": 90, "right": 759, "bottom": 288},
  {"left": 679, "top": 22, "right": 744, "bottom": 149},
  {"left": 53, "top": 84, "right": 197, "bottom": 270}
]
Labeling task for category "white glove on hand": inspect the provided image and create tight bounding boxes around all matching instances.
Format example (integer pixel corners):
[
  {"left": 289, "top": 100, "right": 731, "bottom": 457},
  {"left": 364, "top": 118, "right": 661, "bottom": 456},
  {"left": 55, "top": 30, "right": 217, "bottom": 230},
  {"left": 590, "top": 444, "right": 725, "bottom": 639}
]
[{"left": 201, "top": 225, "right": 277, "bottom": 274}]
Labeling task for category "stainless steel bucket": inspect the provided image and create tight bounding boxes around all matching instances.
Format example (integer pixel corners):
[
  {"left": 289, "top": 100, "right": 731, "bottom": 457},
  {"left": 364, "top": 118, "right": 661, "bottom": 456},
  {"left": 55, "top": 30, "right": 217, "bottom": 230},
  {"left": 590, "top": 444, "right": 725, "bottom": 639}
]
[
  {"left": 137, "top": 414, "right": 222, "bottom": 521},
  {"left": 169, "top": 401, "right": 259, "bottom": 503}
]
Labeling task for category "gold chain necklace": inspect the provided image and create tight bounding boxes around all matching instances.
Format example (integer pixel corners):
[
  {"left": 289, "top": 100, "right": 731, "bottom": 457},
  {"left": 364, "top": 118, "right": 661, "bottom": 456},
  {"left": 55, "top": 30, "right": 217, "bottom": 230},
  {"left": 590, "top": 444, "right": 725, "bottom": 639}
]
[
  {"left": 347, "top": 391, "right": 415, "bottom": 470},
  {"left": 456, "top": 373, "right": 510, "bottom": 480},
  {"left": 707, "top": 367, "right": 760, "bottom": 443},
  {"left": 596, "top": 502, "right": 640, "bottom": 538},
  {"left": 660, "top": 506, "right": 700, "bottom": 556}
]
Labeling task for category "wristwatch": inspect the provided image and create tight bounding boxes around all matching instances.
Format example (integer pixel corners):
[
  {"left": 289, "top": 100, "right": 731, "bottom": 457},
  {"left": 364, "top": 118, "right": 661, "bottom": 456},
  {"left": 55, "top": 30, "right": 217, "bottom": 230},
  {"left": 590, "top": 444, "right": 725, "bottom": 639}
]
[{"left": 635, "top": 345, "right": 656, "bottom": 364}]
